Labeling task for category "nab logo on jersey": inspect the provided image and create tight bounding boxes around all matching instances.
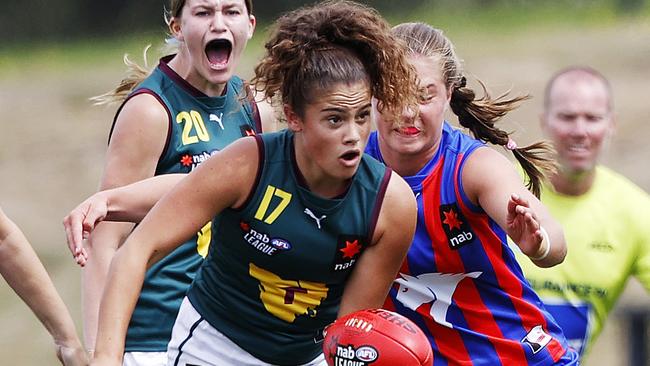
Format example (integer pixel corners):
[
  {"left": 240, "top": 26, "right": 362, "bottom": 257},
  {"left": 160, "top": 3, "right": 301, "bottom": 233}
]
[
  {"left": 439, "top": 203, "right": 476, "bottom": 250},
  {"left": 179, "top": 150, "right": 218, "bottom": 171},
  {"left": 333, "top": 235, "right": 366, "bottom": 272},
  {"left": 240, "top": 221, "right": 292, "bottom": 256}
]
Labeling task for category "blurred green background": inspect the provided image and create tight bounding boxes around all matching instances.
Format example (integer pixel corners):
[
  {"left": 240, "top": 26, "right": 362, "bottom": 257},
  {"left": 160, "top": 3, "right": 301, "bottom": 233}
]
[{"left": 1, "top": 0, "right": 649, "bottom": 364}]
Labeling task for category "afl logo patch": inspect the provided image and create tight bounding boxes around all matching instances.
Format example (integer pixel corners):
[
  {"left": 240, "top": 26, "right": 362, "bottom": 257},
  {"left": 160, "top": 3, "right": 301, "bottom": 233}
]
[
  {"left": 270, "top": 238, "right": 291, "bottom": 250},
  {"left": 356, "top": 346, "right": 378, "bottom": 362},
  {"left": 240, "top": 221, "right": 292, "bottom": 256}
]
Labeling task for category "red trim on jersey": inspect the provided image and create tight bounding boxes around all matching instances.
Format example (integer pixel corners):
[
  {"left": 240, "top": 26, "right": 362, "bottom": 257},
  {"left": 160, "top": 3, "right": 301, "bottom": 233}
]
[
  {"left": 367, "top": 168, "right": 392, "bottom": 244},
  {"left": 451, "top": 155, "right": 527, "bottom": 363},
  {"left": 452, "top": 158, "right": 565, "bottom": 362},
  {"left": 232, "top": 135, "right": 265, "bottom": 212},
  {"left": 108, "top": 89, "right": 173, "bottom": 167},
  {"left": 418, "top": 157, "right": 472, "bottom": 364},
  {"left": 423, "top": 304, "right": 474, "bottom": 365},
  {"left": 159, "top": 55, "right": 213, "bottom": 98}
]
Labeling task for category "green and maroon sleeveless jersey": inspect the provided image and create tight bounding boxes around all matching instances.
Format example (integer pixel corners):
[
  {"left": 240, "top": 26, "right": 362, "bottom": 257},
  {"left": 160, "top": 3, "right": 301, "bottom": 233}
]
[
  {"left": 110, "top": 55, "right": 261, "bottom": 352},
  {"left": 187, "top": 129, "right": 392, "bottom": 365}
]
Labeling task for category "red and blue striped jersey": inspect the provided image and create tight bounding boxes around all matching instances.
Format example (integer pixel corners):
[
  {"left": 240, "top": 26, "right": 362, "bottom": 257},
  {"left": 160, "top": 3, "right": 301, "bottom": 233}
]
[{"left": 366, "top": 122, "right": 577, "bottom": 365}]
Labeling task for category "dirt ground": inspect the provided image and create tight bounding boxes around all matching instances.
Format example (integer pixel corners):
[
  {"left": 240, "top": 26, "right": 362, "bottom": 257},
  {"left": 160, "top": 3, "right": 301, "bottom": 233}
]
[{"left": 1, "top": 21, "right": 648, "bottom": 364}]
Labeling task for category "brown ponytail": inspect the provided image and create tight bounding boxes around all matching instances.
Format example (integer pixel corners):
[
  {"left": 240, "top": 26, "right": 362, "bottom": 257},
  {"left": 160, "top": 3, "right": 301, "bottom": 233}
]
[
  {"left": 450, "top": 81, "right": 556, "bottom": 197},
  {"left": 393, "top": 22, "right": 556, "bottom": 197},
  {"left": 89, "top": 46, "right": 153, "bottom": 106}
]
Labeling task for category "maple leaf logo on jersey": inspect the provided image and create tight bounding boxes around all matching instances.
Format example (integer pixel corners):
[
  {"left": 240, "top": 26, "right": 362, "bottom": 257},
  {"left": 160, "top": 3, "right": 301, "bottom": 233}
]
[
  {"left": 240, "top": 221, "right": 250, "bottom": 232},
  {"left": 395, "top": 271, "right": 481, "bottom": 328},
  {"left": 439, "top": 203, "right": 476, "bottom": 250},
  {"left": 332, "top": 235, "right": 366, "bottom": 272},
  {"left": 180, "top": 154, "right": 192, "bottom": 167},
  {"left": 340, "top": 240, "right": 361, "bottom": 259},
  {"left": 442, "top": 209, "right": 463, "bottom": 230}
]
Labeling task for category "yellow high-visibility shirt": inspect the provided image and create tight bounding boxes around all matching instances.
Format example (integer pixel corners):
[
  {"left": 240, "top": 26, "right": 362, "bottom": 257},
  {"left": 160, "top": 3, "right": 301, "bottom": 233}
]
[{"left": 516, "top": 165, "right": 650, "bottom": 357}]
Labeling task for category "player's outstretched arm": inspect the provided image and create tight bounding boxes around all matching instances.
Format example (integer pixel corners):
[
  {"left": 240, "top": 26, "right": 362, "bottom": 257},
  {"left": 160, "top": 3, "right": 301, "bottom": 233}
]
[
  {"left": 80, "top": 91, "right": 171, "bottom": 350},
  {"left": 0, "top": 207, "right": 88, "bottom": 366},
  {"left": 63, "top": 174, "right": 186, "bottom": 266},
  {"left": 338, "top": 172, "right": 417, "bottom": 317},
  {"left": 91, "top": 137, "right": 259, "bottom": 365},
  {"left": 463, "top": 147, "right": 566, "bottom": 267}
]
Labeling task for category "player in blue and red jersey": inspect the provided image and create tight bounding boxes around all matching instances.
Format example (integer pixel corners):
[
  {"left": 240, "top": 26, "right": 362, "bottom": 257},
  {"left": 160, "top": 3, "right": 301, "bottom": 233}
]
[{"left": 366, "top": 23, "right": 580, "bottom": 365}]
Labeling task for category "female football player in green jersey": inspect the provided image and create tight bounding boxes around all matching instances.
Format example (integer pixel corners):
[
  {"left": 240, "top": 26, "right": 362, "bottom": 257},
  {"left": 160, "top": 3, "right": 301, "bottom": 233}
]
[
  {"left": 64, "top": 1, "right": 418, "bottom": 365},
  {"left": 75, "top": 1, "right": 271, "bottom": 365},
  {"left": 0, "top": 206, "right": 87, "bottom": 365}
]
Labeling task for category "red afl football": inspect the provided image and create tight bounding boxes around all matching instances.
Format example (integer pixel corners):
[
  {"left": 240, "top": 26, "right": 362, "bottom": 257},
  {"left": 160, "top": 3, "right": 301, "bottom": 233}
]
[{"left": 323, "top": 308, "right": 433, "bottom": 366}]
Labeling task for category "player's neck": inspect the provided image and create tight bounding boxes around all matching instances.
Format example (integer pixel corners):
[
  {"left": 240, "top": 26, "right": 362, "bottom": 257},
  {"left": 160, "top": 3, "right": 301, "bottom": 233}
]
[
  {"left": 378, "top": 139, "right": 439, "bottom": 178},
  {"left": 550, "top": 167, "right": 597, "bottom": 196},
  {"left": 167, "top": 53, "right": 226, "bottom": 97}
]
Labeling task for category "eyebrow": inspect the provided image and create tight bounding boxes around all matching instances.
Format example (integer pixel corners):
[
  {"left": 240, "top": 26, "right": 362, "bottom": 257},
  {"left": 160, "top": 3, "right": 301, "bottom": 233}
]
[
  {"left": 321, "top": 103, "right": 371, "bottom": 113},
  {"left": 191, "top": 0, "right": 241, "bottom": 8}
]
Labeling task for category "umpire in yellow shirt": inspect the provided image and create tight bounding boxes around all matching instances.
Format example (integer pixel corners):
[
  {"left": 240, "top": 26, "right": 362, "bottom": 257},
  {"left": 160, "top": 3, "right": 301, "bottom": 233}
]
[{"left": 515, "top": 66, "right": 650, "bottom": 358}]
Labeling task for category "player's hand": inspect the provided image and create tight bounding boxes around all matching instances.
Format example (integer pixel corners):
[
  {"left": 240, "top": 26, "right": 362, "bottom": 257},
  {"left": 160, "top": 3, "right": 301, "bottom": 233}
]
[
  {"left": 55, "top": 341, "right": 89, "bottom": 366},
  {"left": 62, "top": 193, "right": 109, "bottom": 267},
  {"left": 505, "top": 193, "right": 544, "bottom": 257}
]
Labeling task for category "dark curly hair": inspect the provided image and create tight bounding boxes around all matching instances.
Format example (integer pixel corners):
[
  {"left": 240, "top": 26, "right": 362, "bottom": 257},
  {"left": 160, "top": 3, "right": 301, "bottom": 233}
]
[
  {"left": 252, "top": 0, "right": 418, "bottom": 122},
  {"left": 393, "top": 22, "right": 556, "bottom": 197}
]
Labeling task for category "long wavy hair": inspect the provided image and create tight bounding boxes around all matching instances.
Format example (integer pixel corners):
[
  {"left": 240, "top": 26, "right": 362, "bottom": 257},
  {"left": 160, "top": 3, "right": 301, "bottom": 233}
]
[{"left": 252, "top": 0, "right": 418, "bottom": 123}]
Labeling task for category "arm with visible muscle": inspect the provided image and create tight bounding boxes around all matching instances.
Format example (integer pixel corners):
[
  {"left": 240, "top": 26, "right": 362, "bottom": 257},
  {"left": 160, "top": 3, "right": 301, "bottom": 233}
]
[
  {"left": 0, "top": 207, "right": 87, "bottom": 365},
  {"left": 462, "top": 147, "right": 566, "bottom": 267},
  {"left": 91, "top": 137, "right": 259, "bottom": 365},
  {"left": 75, "top": 93, "right": 168, "bottom": 351},
  {"left": 338, "top": 172, "right": 416, "bottom": 316}
]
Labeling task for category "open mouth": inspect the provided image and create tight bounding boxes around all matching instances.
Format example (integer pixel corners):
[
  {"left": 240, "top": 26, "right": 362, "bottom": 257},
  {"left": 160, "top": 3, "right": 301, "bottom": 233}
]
[
  {"left": 340, "top": 151, "right": 360, "bottom": 162},
  {"left": 205, "top": 39, "right": 232, "bottom": 68}
]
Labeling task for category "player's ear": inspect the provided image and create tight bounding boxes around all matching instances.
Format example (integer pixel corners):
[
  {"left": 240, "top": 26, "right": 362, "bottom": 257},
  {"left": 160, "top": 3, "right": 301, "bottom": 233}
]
[
  {"left": 169, "top": 17, "right": 183, "bottom": 42},
  {"left": 246, "top": 15, "right": 256, "bottom": 40},
  {"left": 284, "top": 105, "right": 303, "bottom": 133}
]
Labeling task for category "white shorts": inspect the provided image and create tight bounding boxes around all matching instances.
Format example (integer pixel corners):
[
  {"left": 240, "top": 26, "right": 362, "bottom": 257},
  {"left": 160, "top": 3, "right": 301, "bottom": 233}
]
[
  {"left": 123, "top": 351, "right": 167, "bottom": 366},
  {"left": 167, "top": 297, "right": 327, "bottom": 366}
]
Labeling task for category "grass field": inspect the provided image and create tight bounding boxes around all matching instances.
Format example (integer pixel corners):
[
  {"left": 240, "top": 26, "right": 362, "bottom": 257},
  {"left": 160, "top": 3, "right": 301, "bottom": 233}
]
[{"left": 1, "top": 4, "right": 649, "bottom": 364}]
